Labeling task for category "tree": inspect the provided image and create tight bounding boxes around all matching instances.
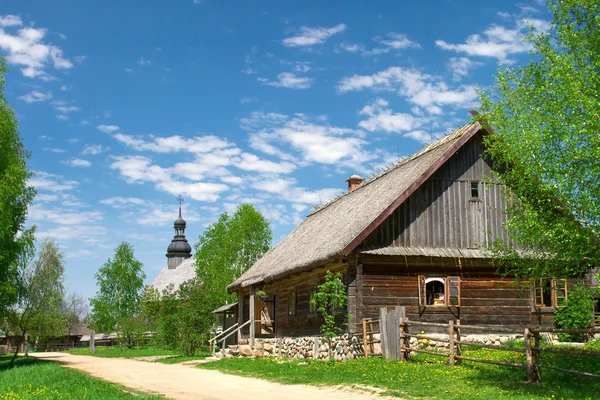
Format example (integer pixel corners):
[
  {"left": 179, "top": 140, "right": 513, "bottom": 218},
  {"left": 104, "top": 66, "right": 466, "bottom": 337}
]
[
  {"left": 195, "top": 204, "right": 271, "bottom": 312},
  {"left": 0, "top": 58, "right": 36, "bottom": 320},
  {"left": 90, "top": 242, "right": 146, "bottom": 342},
  {"left": 7, "top": 240, "right": 66, "bottom": 367},
  {"left": 64, "top": 292, "right": 89, "bottom": 325},
  {"left": 311, "top": 270, "right": 349, "bottom": 359},
  {"left": 478, "top": 0, "right": 600, "bottom": 281}
]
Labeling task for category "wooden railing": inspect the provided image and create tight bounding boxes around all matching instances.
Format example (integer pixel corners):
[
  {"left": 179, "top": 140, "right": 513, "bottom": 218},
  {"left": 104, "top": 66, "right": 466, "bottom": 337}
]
[
  {"left": 393, "top": 319, "right": 600, "bottom": 383},
  {"left": 209, "top": 320, "right": 251, "bottom": 353}
]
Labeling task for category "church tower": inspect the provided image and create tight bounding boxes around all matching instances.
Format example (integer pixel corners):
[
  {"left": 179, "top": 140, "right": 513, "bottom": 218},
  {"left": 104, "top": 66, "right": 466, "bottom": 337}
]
[{"left": 166, "top": 196, "right": 192, "bottom": 269}]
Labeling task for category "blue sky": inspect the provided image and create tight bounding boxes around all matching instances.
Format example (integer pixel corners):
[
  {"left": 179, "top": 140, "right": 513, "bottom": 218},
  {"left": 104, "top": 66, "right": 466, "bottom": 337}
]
[{"left": 0, "top": 0, "right": 549, "bottom": 300}]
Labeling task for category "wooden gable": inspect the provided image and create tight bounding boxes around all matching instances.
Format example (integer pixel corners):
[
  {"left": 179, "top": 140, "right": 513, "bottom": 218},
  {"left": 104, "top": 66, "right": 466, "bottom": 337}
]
[{"left": 357, "top": 133, "right": 510, "bottom": 251}]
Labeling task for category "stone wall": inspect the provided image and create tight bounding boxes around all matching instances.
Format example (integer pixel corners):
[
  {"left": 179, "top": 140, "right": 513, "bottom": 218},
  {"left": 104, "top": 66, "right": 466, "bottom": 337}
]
[{"left": 218, "top": 333, "right": 523, "bottom": 360}]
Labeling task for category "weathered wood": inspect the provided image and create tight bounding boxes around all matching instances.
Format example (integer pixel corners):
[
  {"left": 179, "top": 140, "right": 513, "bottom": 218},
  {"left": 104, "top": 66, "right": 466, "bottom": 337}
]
[
  {"left": 448, "top": 320, "right": 455, "bottom": 366},
  {"left": 455, "top": 320, "right": 462, "bottom": 365},
  {"left": 249, "top": 287, "right": 255, "bottom": 346},
  {"left": 90, "top": 331, "right": 95, "bottom": 354},
  {"left": 362, "top": 319, "right": 369, "bottom": 358},
  {"left": 525, "top": 328, "right": 535, "bottom": 383},
  {"left": 404, "top": 334, "right": 450, "bottom": 343},
  {"left": 237, "top": 291, "right": 244, "bottom": 341},
  {"left": 530, "top": 328, "right": 600, "bottom": 334},
  {"left": 455, "top": 341, "right": 526, "bottom": 353},
  {"left": 455, "top": 355, "right": 528, "bottom": 369},
  {"left": 400, "top": 347, "right": 449, "bottom": 358},
  {"left": 379, "top": 308, "right": 389, "bottom": 360},
  {"left": 533, "top": 332, "right": 542, "bottom": 382},
  {"left": 399, "top": 318, "right": 406, "bottom": 361},
  {"left": 313, "top": 337, "right": 319, "bottom": 360},
  {"left": 534, "top": 346, "right": 600, "bottom": 357},
  {"left": 537, "top": 364, "right": 600, "bottom": 379}
]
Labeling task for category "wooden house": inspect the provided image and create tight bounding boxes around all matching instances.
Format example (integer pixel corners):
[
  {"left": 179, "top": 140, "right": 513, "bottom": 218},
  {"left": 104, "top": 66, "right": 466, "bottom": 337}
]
[{"left": 227, "top": 116, "right": 578, "bottom": 341}]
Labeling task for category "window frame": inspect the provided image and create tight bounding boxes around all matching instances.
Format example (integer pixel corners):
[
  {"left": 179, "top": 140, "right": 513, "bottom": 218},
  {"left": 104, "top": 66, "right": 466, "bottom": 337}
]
[
  {"left": 418, "top": 275, "right": 461, "bottom": 307},
  {"left": 470, "top": 181, "right": 480, "bottom": 199},
  {"left": 532, "top": 278, "right": 568, "bottom": 310}
]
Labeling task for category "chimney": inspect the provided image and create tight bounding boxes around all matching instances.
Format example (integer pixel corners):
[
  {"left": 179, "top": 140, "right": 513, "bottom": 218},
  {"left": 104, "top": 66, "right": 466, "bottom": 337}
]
[{"left": 345, "top": 175, "right": 364, "bottom": 192}]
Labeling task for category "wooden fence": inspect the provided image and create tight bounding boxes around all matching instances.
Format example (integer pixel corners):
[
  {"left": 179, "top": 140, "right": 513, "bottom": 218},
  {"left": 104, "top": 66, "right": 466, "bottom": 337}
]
[{"left": 361, "top": 307, "right": 600, "bottom": 383}]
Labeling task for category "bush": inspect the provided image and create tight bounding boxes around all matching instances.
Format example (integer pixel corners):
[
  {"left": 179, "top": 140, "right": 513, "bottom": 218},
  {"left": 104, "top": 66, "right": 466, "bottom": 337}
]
[{"left": 554, "top": 285, "right": 596, "bottom": 342}]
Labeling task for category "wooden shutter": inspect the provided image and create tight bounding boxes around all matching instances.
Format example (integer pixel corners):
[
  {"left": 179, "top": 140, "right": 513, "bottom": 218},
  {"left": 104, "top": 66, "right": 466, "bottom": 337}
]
[
  {"left": 446, "top": 276, "right": 461, "bottom": 306},
  {"left": 554, "top": 279, "right": 568, "bottom": 308},
  {"left": 418, "top": 275, "right": 426, "bottom": 307}
]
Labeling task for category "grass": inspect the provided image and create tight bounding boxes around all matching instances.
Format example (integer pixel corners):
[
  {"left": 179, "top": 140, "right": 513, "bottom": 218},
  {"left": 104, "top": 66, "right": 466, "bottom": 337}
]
[
  {"left": 199, "top": 346, "right": 600, "bottom": 400},
  {"left": 0, "top": 355, "right": 161, "bottom": 400},
  {"left": 67, "top": 346, "right": 211, "bottom": 363}
]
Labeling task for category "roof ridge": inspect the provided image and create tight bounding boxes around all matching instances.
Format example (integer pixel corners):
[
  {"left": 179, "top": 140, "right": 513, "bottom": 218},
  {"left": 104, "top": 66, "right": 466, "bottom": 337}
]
[{"left": 307, "top": 122, "right": 476, "bottom": 217}]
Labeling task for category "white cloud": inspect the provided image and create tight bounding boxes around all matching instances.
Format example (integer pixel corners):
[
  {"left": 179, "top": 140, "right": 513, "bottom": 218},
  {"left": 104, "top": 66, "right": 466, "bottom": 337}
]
[
  {"left": 337, "top": 66, "right": 478, "bottom": 109},
  {"left": 110, "top": 155, "right": 171, "bottom": 183},
  {"left": 138, "top": 57, "right": 151, "bottom": 66},
  {"left": 282, "top": 23, "right": 346, "bottom": 47},
  {"left": 250, "top": 176, "right": 340, "bottom": 205},
  {"left": 359, "top": 98, "right": 420, "bottom": 133},
  {"left": 81, "top": 144, "right": 108, "bottom": 155},
  {"left": 364, "top": 33, "right": 420, "bottom": 55},
  {"left": 340, "top": 42, "right": 365, "bottom": 53},
  {"left": 96, "top": 124, "right": 120, "bottom": 133},
  {"left": 43, "top": 147, "right": 67, "bottom": 153},
  {"left": 125, "top": 68, "right": 134, "bottom": 73},
  {"left": 29, "top": 204, "right": 103, "bottom": 225},
  {"left": 0, "top": 20, "right": 73, "bottom": 78},
  {"left": 0, "top": 15, "right": 22, "bottom": 27},
  {"left": 29, "top": 171, "right": 78, "bottom": 192},
  {"left": 100, "top": 196, "right": 149, "bottom": 208},
  {"left": 63, "top": 158, "right": 92, "bottom": 167},
  {"left": 113, "top": 133, "right": 231, "bottom": 154},
  {"left": 155, "top": 180, "right": 229, "bottom": 202},
  {"left": 56, "top": 114, "right": 68, "bottom": 120},
  {"left": 18, "top": 90, "right": 51, "bottom": 103},
  {"left": 258, "top": 72, "right": 313, "bottom": 89},
  {"left": 52, "top": 100, "right": 80, "bottom": 114},
  {"left": 245, "top": 112, "right": 371, "bottom": 166},
  {"left": 435, "top": 18, "right": 551, "bottom": 62},
  {"left": 237, "top": 153, "right": 296, "bottom": 174},
  {"left": 448, "top": 57, "right": 482, "bottom": 81}
]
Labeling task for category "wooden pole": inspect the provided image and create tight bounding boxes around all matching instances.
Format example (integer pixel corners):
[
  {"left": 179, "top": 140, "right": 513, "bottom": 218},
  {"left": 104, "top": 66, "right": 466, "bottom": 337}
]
[
  {"left": 448, "top": 320, "right": 455, "bottom": 366},
  {"left": 455, "top": 319, "right": 462, "bottom": 365},
  {"left": 533, "top": 331, "right": 541, "bottom": 382},
  {"left": 237, "top": 291, "right": 244, "bottom": 343},
  {"left": 525, "top": 328, "right": 534, "bottom": 383},
  {"left": 379, "top": 308, "right": 389, "bottom": 360},
  {"left": 249, "top": 287, "right": 255, "bottom": 346},
  {"left": 90, "top": 331, "right": 95, "bottom": 354},
  {"left": 404, "top": 318, "right": 410, "bottom": 360},
  {"left": 362, "top": 319, "right": 369, "bottom": 358},
  {"left": 399, "top": 318, "right": 405, "bottom": 361}
]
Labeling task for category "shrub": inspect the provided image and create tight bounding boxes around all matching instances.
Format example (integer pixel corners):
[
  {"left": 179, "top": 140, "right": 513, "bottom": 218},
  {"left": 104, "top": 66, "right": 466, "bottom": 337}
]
[{"left": 554, "top": 284, "right": 596, "bottom": 342}]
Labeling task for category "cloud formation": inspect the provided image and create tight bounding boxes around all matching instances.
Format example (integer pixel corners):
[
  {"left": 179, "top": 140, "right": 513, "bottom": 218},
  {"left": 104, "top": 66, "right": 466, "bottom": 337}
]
[{"left": 282, "top": 24, "right": 346, "bottom": 47}]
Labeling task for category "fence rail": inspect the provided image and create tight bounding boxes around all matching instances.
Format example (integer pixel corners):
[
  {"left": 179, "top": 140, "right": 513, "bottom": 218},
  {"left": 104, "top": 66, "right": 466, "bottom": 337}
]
[{"left": 362, "top": 306, "right": 600, "bottom": 383}]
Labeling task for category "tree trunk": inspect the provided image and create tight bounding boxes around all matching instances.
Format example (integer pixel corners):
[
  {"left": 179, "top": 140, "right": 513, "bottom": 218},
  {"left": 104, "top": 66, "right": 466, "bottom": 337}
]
[{"left": 9, "top": 338, "right": 22, "bottom": 369}]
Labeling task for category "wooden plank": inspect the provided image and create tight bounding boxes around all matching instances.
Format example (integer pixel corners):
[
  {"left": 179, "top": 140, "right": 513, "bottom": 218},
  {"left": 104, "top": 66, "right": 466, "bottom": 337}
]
[
  {"left": 456, "top": 355, "right": 528, "bottom": 369},
  {"left": 379, "top": 308, "right": 389, "bottom": 360},
  {"left": 448, "top": 320, "right": 455, "bottom": 366},
  {"left": 249, "top": 288, "right": 255, "bottom": 346},
  {"left": 362, "top": 319, "right": 369, "bottom": 358},
  {"left": 525, "top": 328, "right": 534, "bottom": 383}
]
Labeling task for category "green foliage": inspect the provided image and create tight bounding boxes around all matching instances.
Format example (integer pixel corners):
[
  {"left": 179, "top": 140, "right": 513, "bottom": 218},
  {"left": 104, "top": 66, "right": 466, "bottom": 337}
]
[
  {"left": 6, "top": 240, "right": 67, "bottom": 366},
  {"left": 201, "top": 349, "right": 600, "bottom": 400},
  {"left": 312, "top": 271, "right": 348, "bottom": 352},
  {"left": 0, "top": 356, "right": 161, "bottom": 399},
  {"left": 195, "top": 204, "right": 271, "bottom": 314},
  {"left": 155, "top": 279, "right": 213, "bottom": 356},
  {"left": 554, "top": 284, "right": 596, "bottom": 342},
  {"left": 116, "top": 316, "right": 147, "bottom": 348},
  {"left": 0, "top": 58, "right": 36, "bottom": 320},
  {"left": 90, "top": 242, "right": 146, "bottom": 333},
  {"left": 478, "top": 0, "right": 600, "bottom": 280}
]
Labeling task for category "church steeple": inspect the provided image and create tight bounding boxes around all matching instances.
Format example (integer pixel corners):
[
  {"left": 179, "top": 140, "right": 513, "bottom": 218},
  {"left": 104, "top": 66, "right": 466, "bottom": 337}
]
[{"left": 166, "top": 195, "right": 192, "bottom": 269}]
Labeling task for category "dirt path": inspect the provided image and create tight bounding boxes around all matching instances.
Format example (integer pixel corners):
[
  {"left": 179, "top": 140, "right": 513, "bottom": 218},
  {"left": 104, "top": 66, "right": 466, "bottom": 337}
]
[{"left": 32, "top": 352, "right": 394, "bottom": 400}]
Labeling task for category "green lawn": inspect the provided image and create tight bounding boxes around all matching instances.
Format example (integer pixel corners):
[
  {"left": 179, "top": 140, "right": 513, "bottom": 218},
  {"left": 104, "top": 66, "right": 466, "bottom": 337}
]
[
  {"left": 67, "top": 346, "right": 211, "bottom": 362},
  {"left": 199, "top": 347, "right": 600, "bottom": 400},
  {"left": 0, "top": 355, "right": 161, "bottom": 400}
]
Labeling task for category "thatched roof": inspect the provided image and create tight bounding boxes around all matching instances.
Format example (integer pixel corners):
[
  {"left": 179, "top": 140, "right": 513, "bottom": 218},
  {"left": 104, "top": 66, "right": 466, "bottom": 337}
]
[
  {"left": 151, "top": 258, "right": 196, "bottom": 293},
  {"left": 228, "top": 120, "right": 482, "bottom": 291}
]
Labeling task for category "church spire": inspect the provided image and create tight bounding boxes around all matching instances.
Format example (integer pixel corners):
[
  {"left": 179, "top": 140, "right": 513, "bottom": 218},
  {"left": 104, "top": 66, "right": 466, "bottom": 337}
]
[{"left": 166, "top": 195, "right": 192, "bottom": 269}]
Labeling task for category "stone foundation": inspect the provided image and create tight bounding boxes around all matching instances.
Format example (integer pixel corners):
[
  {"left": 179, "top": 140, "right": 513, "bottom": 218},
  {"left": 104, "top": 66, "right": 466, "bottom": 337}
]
[{"left": 216, "top": 333, "right": 524, "bottom": 360}]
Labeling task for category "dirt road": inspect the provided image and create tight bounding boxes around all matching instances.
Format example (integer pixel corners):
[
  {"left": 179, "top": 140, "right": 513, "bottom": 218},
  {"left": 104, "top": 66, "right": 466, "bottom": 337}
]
[{"left": 32, "top": 352, "right": 393, "bottom": 400}]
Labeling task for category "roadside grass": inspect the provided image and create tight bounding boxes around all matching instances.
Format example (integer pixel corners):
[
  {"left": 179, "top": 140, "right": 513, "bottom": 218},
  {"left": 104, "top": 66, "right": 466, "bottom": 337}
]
[
  {"left": 68, "top": 346, "right": 210, "bottom": 363},
  {"left": 0, "top": 355, "right": 161, "bottom": 400},
  {"left": 199, "top": 347, "right": 600, "bottom": 399}
]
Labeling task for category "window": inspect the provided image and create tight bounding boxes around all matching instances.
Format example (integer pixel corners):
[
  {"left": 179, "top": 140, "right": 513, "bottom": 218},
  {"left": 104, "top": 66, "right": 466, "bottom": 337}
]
[
  {"left": 471, "top": 181, "right": 479, "bottom": 198},
  {"left": 308, "top": 285, "right": 318, "bottom": 314},
  {"left": 418, "top": 276, "right": 460, "bottom": 307},
  {"left": 533, "top": 278, "right": 568, "bottom": 308},
  {"left": 288, "top": 289, "right": 296, "bottom": 316}
]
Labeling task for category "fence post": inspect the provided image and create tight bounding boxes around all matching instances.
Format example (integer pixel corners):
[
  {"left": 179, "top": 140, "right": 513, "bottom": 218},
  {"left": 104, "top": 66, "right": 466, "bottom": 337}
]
[
  {"left": 379, "top": 308, "right": 389, "bottom": 360},
  {"left": 455, "top": 319, "right": 462, "bottom": 365},
  {"left": 533, "top": 331, "right": 542, "bottom": 383},
  {"left": 525, "top": 328, "right": 534, "bottom": 383},
  {"left": 448, "top": 320, "right": 455, "bottom": 366},
  {"left": 399, "top": 318, "right": 406, "bottom": 361},
  {"left": 362, "top": 319, "right": 369, "bottom": 358}
]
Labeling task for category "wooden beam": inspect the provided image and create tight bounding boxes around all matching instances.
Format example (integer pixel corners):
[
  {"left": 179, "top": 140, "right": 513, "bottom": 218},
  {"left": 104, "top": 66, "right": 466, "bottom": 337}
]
[
  {"left": 249, "top": 287, "right": 255, "bottom": 346},
  {"left": 237, "top": 291, "right": 244, "bottom": 342}
]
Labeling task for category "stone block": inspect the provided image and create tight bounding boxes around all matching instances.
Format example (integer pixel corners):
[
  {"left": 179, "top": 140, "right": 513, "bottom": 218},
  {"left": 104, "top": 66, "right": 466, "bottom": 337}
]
[{"left": 239, "top": 345, "right": 253, "bottom": 357}]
